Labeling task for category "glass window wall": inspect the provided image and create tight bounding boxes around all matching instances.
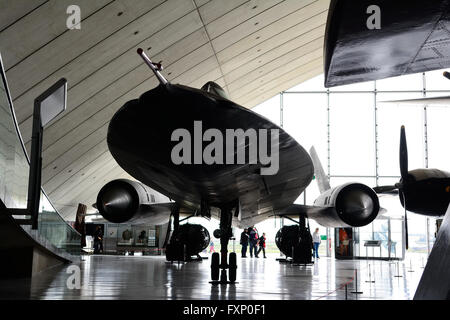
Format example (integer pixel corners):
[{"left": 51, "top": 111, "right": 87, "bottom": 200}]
[
  {"left": 252, "top": 69, "right": 449, "bottom": 260},
  {"left": 0, "top": 54, "right": 80, "bottom": 256}
]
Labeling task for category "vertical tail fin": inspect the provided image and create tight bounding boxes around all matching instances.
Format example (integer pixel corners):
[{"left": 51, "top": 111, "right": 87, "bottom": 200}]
[{"left": 309, "top": 146, "right": 331, "bottom": 193}]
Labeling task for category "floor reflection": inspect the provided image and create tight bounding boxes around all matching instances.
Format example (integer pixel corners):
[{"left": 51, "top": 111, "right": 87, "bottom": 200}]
[{"left": 0, "top": 254, "right": 424, "bottom": 300}]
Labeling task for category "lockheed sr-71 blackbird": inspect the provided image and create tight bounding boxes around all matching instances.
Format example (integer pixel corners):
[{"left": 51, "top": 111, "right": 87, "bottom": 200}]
[{"left": 95, "top": 48, "right": 381, "bottom": 283}]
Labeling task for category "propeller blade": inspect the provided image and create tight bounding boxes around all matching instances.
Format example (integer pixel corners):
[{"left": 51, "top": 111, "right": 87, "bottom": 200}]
[
  {"left": 400, "top": 126, "right": 408, "bottom": 180},
  {"left": 404, "top": 209, "right": 409, "bottom": 250},
  {"left": 373, "top": 185, "right": 398, "bottom": 194},
  {"left": 379, "top": 96, "right": 450, "bottom": 106},
  {"left": 401, "top": 190, "right": 409, "bottom": 250}
]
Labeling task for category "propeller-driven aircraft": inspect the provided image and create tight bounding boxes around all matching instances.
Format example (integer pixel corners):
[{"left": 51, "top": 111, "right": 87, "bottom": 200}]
[{"left": 374, "top": 126, "right": 450, "bottom": 248}]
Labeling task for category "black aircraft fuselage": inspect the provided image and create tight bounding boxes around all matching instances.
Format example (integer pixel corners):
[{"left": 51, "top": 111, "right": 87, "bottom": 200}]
[
  {"left": 401, "top": 169, "right": 450, "bottom": 217},
  {"left": 106, "top": 83, "right": 313, "bottom": 226}
]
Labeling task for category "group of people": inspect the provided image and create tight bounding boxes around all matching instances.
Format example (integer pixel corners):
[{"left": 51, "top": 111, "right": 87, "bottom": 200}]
[
  {"left": 239, "top": 227, "right": 323, "bottom": 259},
  {"left": 240, "top": 227, "right": 267, "bottom": 258}
]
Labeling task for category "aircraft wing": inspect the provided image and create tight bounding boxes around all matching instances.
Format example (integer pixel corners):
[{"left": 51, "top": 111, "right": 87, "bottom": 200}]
[
  {"left": 324, "top": 0, "right": 450, "bottom": 87},
  {"left": 279, "top": 204, "right": 335, "bottom": 223},
  {"left": 91, "top": 202, "right": 196, "bottom": 225},
  {"left": 278, "top": 202, "right": 387, "bottom": 226}
]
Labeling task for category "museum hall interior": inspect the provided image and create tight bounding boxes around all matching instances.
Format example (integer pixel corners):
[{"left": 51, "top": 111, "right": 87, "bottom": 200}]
[{"left": 0, "top": 0, "right": 449, "bottom": 309}]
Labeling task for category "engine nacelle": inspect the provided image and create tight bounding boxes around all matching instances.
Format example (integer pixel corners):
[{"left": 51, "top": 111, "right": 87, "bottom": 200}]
[
  {"left": 275, "top": 225, "right": 313, "bottom": 261},
  {"left": 96, "top": 179, "right": 169, "bottom": 224},
  {"left": 312, "top": 183, "right": 380, "bottom": 227},
  {"left": 166, "top": 224, "right": 210, "bottom": 261}
]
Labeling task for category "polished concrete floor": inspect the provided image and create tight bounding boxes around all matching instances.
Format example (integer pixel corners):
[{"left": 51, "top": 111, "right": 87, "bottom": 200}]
[{"left": 0, "top": 253, "right": 425, "bottom": 300}]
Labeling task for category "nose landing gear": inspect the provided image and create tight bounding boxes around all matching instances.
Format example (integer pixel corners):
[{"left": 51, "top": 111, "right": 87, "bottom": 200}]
[{"left": 210, "top": 203, "right": 238, "bottom": 284}]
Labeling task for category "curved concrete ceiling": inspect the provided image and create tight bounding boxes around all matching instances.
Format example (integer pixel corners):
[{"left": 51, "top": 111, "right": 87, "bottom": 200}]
[{"left": 0, "top": 0, "right": 328, "bottom": 220}]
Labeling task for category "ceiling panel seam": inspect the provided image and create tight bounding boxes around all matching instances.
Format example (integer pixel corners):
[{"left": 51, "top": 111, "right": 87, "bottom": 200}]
[
  {"left": 59, "top": 164, "right": 125, "bottom": 206},
  {"left": 20, "top": 34, "right": 212, "bottom": 138},
  {"left": 208, "top": 0, "right": 286, "bottom": 40},
  {"left": 192, "top": 0, "right": 230, "bottom": 95},
  {"left": 240, "top": 59, "right": 323, "bottom": 105},
  {"left": 51, "top": 158, "right": 119, "bottom": 202},
  {"left": 212, "top": 1, "right": 323, "bottom": 60},
  {"left": 41, "top": 121, "right": 109, "bottom": 170},
  {"left": 239, "top": 59, "right": 323, "bottom": 105},
  {"left": 17, "top": 32, "right": 206, "bottom": 135},
  {"left": 215, "top": 42, "right": 323, "bottom": 99},
  {"left": 14, "top": 1, "right": 326, "bottom": 139},
  {"left": 38, "top": 52, "right": 222, "bottom": 163},
  {"left": 38, "top": 48, "right": 219, "bottom": 154},
  {"left": 38, "top": 45, "right": 320, "bottom": 165},
  {"left": 45, "top": 149, "right": 112, "bottom": 194},
  {"left": 5, "top": 0, "right": 116, "bottom": 72},
  {"left": 42, "top": 138, "right": 108, "bottom": 183},
  {"left": 221, "top": 31, "right": 325, "bottom": 88},
  {"left": 0, "top": 0, "right": 49, "bottom": 33},
  {"left": 218, "top": 9, "right": 327, "bottom": 67},
  {"left": 9, "top": 0, "right": 174, "bottom": 101},
  {"left": 11, "top": 0, "right": 265, "bottom": 105},
  {"left": 244, "top": 68, "right": 322, "bottom": 107},
  {"left": 240, "top": 57, "right": 323, "bottom": 103}
]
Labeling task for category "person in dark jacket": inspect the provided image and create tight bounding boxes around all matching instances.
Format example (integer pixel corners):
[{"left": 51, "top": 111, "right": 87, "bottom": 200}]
[
  {"left": 93, "top": 226, "right": 103, "bottom": 254},
  {"left": 248, "top": 227, "right": 258, "bottom": 258},
  {"left": 240, "top": 229, "right": 249, "bottom": 258},
  {"left": 256, "top": 232, "right": 267, "bottom": 258}
]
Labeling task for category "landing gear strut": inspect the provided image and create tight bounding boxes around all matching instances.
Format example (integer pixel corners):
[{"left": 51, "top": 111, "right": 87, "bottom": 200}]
[
  {"left": 165, "top": 204, "right": 183, "bottom": 262},
  {"left": 210, "top": 203, "right": 237, "bottom": 284},
  {"left": 165, "top": 205, "right": 210, "bottom": 263}
]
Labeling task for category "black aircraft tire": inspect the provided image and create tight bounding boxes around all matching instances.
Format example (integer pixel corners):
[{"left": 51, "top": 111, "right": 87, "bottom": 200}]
[
  {"left": 211, "top": 252, "right": 220, "bottom": 281},
  {"left": 229, "top": 252, "right": 237, "bottom": 282}
]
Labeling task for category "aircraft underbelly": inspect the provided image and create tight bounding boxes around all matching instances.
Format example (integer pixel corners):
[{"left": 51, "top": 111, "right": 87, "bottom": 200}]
[{"left": 107, "top": 84, "right": 313, "bottom": 218}]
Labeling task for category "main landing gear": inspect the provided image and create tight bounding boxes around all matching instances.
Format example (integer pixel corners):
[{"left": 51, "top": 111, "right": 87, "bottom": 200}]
[
  {"left": 275, "top": 213, "right": 314, "bottom": 266},
  {"left": 210, "top": 202, "right": 238, "bottom": 284}
]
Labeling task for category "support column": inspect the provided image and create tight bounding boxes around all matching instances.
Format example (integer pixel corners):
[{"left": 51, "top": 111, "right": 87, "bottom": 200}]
[
  {"left": 326, "top": 89, "right": 331, "bottom": 179},
  {"left": 374, "top": 80, "right": 379, "bottom": 187},
  {"left": 280, "top": 92, "right": 284, "bottom": 128}
]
